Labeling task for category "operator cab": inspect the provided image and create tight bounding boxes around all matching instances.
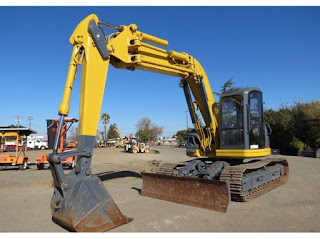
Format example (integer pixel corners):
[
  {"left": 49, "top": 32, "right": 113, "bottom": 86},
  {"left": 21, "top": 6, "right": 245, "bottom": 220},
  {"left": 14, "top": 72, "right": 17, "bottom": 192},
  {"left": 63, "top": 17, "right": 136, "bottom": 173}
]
[
  {"left": 219, "top": 87, "right": 269, "bottom": 150},
  {"left": 186, "top": 87, "right": 270, "bottom": 153}
]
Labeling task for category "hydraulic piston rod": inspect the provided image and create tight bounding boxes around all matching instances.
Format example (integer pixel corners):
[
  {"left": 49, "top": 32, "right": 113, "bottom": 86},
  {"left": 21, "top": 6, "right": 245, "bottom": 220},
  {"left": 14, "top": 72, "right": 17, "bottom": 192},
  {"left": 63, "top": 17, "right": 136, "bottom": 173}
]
[{"left": 98, "top": 21, "right": 122, "bottom": 31}]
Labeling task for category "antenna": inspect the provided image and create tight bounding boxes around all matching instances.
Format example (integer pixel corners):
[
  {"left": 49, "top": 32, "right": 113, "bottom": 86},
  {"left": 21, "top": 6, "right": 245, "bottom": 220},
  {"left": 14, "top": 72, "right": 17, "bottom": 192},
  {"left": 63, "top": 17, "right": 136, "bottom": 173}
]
[
  {"left": 28, "top": 116, "right": 33, "bottom": 129},
  {"left": 15, "top": 115, "right": 22, "bottom": 127}
]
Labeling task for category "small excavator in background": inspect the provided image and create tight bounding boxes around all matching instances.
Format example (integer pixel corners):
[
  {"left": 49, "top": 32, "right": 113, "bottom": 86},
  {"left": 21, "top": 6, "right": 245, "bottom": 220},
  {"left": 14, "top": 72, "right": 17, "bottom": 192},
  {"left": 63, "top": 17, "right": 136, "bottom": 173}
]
[
  {"left": 113, "top": 127, "right": 150, "bottom": 153},
  {"left": 97, "top": 132, "right": 108, "bottom": 147},
  {"left": 47, "top": 14, "right": 288, "bottom": 232},
  {"left": 36, "top": 118, "right": 78, "bottom": 170},
  {"left": 124, "top": 136, "right": 150, "bottom": 154},
  {"left": 112, "top": 128, "right": 125, "bottom": 148},
  {"left": 114, "top": 129, "right": 150, "bottom": 154}
]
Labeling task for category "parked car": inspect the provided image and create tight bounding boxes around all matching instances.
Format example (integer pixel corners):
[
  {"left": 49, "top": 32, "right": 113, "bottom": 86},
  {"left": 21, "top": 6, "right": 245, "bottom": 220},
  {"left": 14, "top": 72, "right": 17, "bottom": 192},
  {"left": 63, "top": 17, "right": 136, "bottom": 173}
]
[
  {"left": 27, "top": 138, "right": 48, "bottom": 150},
  {"left": 178, "top": 142, "right": 186, "bottom": 148}
]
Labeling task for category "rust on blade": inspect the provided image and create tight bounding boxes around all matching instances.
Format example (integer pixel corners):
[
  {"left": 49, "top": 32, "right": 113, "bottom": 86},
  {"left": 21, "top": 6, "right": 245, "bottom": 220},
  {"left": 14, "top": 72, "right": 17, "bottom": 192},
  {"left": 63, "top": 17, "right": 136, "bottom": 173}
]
[{"left": 141, "top": 172, "right": 229, "bottom": 213}]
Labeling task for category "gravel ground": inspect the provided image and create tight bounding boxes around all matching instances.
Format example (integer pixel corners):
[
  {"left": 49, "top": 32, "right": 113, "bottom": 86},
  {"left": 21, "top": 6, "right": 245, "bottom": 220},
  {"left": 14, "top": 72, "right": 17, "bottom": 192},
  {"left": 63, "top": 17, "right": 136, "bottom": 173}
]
[{"left": 0, "top": 146, "right": 319, "bottom": 232}]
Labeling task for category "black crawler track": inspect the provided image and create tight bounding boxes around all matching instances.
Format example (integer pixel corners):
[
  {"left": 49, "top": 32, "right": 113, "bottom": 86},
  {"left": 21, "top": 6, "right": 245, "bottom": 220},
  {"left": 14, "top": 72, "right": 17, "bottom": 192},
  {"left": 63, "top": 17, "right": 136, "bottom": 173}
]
[{"left": 156, "top": 158, "right": 289, "bottom": 202}]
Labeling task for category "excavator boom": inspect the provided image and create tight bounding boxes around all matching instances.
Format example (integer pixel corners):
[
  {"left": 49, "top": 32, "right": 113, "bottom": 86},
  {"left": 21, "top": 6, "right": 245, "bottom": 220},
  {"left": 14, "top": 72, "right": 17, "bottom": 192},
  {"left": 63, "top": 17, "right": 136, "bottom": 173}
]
[{"left": 48, "top": 15, "right": 133, "bottom": 232}]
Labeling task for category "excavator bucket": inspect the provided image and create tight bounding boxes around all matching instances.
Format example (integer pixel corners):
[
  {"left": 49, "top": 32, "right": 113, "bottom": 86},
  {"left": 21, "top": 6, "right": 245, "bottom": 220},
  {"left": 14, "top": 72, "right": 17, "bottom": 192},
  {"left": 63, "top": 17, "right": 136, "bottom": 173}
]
[
  {"left": 141, "top": 172, "right": 230, "bottom": 213},
  {"left": 50, "top": 172, "right": 132, "bottom": 232}
]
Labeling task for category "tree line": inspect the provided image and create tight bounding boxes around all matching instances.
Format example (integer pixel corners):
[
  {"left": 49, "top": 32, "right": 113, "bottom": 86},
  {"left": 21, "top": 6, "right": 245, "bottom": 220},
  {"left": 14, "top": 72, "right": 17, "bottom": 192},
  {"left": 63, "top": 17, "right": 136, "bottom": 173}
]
[
  {"left": 264, "top": 100, "right": 320, "bottom": 155},
  {"left": 99, "top": 115, "right": 164, "bottom": 143},
  {"left": 174, "top": 101, "right": 320, "bottom": 156}
]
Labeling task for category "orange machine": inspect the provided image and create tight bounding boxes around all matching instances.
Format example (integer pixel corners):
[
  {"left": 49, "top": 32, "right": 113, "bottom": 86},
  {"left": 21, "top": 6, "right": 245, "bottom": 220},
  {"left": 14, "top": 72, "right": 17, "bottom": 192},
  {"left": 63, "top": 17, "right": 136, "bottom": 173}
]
[
  {"left": 0, "top": 127, "right": 36, "bottom": 170},
  {"left": 66, "top": 140, "right": 78, "bottom": 149},
  {"left": 36, "top": 118, "right": 78, "bottom": 170}
]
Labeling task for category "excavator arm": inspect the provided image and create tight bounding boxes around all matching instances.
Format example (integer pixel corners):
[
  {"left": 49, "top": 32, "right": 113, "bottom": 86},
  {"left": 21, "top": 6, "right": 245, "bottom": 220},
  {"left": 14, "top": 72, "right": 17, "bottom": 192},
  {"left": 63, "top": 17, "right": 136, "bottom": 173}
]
[
  {"left": 107, "top": 22, "right": 220, "bottom": 155},
  {"left": 57, "top": 14, "right": 219, "bottom": 158},
  {"left": 113, "top": 128, "right": 123, "bottom": 142}
]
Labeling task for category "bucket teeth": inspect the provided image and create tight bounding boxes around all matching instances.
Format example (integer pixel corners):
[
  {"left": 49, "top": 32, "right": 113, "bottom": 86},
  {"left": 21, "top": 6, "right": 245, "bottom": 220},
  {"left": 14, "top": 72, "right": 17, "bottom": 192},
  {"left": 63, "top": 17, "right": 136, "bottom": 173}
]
[{"left": 51, "top": 174, "right": 132, "bottom": 232}]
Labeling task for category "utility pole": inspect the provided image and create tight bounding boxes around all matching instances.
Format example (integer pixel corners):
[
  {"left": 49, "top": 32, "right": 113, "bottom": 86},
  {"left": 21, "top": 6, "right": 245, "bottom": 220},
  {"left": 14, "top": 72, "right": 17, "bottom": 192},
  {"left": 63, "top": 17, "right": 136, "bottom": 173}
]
[
  {"left": 15, "top": 116, "right": 22, "bottom": 127},
  {"left": 101, "top": 132, "right": 104, "bottom": 142},
  {"left": 28, "top": 116, "right": 33, "bottom": 129},
  {"left": 184, "top": 109, "right": 189, "bottom": 130}
]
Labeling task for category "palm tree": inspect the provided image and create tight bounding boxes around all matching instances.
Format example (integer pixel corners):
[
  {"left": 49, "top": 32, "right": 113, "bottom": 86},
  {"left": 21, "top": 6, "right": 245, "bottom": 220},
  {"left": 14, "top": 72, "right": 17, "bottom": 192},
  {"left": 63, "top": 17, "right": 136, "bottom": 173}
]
[
  {"left": 220, "top": 77, "right": 235, "bottom": 93},
  {"left": 213, "top": 77, "right": 235, "bottom": 96},
  {"left": 101, "top": 113, "right": 110, "bottom": 143}
]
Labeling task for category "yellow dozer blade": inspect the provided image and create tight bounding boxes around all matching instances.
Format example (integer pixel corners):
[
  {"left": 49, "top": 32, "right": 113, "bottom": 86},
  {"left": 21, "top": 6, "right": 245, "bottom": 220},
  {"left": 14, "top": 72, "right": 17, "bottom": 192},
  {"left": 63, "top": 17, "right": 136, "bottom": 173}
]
[{"left": 141, "top": 172, "right": 230, "bottom": 213}]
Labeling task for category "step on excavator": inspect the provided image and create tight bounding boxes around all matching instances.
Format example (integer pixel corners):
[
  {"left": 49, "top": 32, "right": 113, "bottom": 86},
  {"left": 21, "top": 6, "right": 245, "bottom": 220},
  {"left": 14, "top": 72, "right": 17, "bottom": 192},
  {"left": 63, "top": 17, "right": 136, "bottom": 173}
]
[{"left": 47, "top": 14, "right": 289, "bottom": 232}]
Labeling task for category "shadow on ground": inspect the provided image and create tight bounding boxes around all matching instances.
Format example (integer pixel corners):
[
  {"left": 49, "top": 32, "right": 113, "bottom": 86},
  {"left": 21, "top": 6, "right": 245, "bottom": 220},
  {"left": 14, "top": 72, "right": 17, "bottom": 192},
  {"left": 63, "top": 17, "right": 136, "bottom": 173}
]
[
  {"left": 96, "top": 170, "right": 142, "bottom": 181},
  {"left": 120, "top": 149, "right": 159, "bottom": 154},
  {"left": 0, "top": 166, "right": 23, "bottom": 171},
  {"left": 131, "top": 187, "right": 141, "bottom": 194}
]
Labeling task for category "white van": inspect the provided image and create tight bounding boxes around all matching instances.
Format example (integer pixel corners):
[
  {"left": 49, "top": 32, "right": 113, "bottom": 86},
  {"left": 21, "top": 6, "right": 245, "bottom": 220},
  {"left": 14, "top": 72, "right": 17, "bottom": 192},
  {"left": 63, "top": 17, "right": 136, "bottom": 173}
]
[{"left": 27, "top": 136, "right": 48, "bottom": 150}]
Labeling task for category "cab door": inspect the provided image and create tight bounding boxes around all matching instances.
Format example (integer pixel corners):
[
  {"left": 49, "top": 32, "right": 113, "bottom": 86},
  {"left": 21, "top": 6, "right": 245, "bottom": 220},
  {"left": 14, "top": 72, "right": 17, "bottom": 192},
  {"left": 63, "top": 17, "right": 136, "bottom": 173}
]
[{"left": 248, "top": 91, "right": 266, "bottom": 149}]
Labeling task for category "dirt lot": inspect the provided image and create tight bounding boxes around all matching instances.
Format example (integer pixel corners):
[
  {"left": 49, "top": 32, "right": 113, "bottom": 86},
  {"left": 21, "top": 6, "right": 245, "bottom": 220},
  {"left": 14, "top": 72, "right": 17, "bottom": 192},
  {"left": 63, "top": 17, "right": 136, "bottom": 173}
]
[{"left": 0, "top": 146, "right": 319, "bottom": 232}]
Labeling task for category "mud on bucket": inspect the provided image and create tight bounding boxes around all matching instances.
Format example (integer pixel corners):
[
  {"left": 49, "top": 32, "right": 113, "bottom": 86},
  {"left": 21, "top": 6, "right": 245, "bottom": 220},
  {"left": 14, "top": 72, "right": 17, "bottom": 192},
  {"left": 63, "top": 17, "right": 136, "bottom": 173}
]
[{"left": 51, "top": 174, "right": 132, "bottom": 232}]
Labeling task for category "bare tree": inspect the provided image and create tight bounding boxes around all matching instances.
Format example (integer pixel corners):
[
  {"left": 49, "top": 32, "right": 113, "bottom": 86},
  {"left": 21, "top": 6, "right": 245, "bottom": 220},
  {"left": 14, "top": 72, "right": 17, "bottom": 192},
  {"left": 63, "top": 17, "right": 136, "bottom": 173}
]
[
  {"left": 136, "top": 117, "right": 163, "bottom": 142},
  {"left": 136, "top": 118, "right": 152, "bottom": 131},
  {"left": 67, "top": 126, "right": 78, "bottom": 142}
]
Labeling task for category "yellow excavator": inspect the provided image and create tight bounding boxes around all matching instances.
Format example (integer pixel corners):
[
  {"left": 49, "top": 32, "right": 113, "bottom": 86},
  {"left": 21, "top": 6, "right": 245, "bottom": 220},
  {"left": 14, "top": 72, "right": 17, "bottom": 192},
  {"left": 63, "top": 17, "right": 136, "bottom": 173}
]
[
  {"left": 112, "top": 128, "right": 125, "bottom": 148},
  {"left": 48, "top": 14, "right": 289, "bottom": 232}
]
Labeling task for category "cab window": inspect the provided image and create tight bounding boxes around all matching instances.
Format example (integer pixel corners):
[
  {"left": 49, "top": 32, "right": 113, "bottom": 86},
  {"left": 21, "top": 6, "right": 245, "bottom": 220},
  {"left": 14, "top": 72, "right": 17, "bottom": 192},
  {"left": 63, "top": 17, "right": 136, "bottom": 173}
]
[{"left": 221, "top": 95, "right": 244, "bottom": 145}]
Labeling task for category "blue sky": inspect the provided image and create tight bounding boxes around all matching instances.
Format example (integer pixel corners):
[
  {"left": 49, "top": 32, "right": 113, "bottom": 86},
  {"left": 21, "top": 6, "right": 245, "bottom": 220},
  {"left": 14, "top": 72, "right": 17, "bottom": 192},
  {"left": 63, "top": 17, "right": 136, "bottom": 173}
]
[{"left": 0, "top": 6, "right": 319, "bottom": 137}]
